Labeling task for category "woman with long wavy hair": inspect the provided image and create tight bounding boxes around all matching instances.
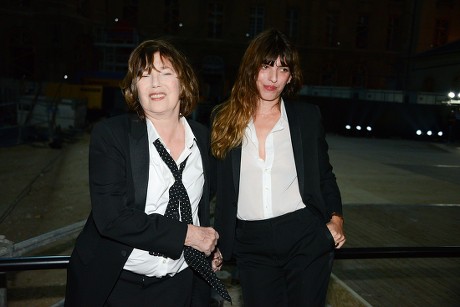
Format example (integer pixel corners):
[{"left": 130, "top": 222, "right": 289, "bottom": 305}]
[{"left": 211, "top": 28, "right": 346, "bottom": 306}]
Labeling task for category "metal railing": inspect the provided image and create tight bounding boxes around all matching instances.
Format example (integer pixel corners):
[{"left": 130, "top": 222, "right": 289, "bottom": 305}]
[
  {"left": 1, "top": 246, "right": 460, "bottom": 272},
  {"left": 0, "top": 221, "right": 459, "bottom": 307}
]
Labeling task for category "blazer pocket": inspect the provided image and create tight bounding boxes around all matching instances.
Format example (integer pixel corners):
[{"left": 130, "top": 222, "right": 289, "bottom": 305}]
[
  {"left": 74, "top": 246, "right": 96, "bottom": 266},
  {"left": 73, "top": 231, "right": 100, "bottom": 265},
  {"left": 322, "top": 224, "right": 336, "bottom": 250}
]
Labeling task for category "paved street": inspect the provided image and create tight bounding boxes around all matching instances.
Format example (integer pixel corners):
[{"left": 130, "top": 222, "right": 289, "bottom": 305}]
[
  {"left": 1, "top": 132, "right": 459, "bottom": 306},
  {"left": 325, "top": 134, "right": 460, "bottom": 306}
]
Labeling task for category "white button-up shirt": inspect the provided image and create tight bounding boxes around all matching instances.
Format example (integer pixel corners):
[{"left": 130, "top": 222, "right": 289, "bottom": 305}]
[
  {"left": 124, "top": 117, "right": 204, "bottom": 277},
  {"left": 237, "top": 100, "right": 304, "bottom": 221}
]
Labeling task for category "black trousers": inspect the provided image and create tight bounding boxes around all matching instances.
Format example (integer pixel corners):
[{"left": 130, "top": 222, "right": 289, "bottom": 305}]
[
  {"left": 104, "top": 267, "right": 211, "bottom": 307},
  {"left": 234, "top": 207, "right": 335, "bottom": 307}
]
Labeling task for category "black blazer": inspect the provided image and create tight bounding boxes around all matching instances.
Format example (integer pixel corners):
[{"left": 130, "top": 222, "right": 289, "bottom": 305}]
[
  {"left": 213, "top": 101, "right": 343, "bottom": 260},
  {"left": 65, "top": 113, "right": 213, "bottom": 307}
]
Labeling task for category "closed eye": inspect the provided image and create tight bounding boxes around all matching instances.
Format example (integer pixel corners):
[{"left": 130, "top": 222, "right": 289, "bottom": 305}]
[{"left": 160, "top": 68, "right": 175, "bottom": 76}]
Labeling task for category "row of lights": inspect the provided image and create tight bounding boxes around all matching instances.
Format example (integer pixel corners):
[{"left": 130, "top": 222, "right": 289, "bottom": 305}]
[
  {"left": 345, "top": 125, "right": 372, "bottom": 132},
  {"left": 448, "top": 92, "right": 460, "bottom": 99},
  {"left": 446, "top": 92, "right": 460, "bottom": 106},
  {"left": 341, "top": 93, "right": 456, "bottom": 140},
  {"left": 416, "top": 130, "right": 443, "bottom": 137},
  {"left": 345, "top": 125, "right": 444, "bottom": 139}
]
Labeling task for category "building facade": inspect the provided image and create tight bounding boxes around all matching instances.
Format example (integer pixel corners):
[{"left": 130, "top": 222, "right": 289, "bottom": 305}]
[{"left": 1, "top": 0, "right": 460, "bottom": 102}]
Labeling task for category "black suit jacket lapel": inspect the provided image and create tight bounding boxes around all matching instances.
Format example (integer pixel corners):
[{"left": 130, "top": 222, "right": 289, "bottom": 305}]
[
  {"left": 129, "top": 116, "right": 149, "bottom": 210},
  {"left": 231, "top": 146, "right": 242, "bottom": 196},
  {"left": 285, "top": 102, "right": 305, "bottom": 197},
  {"left": 187, "top": 119, "right": 211, "bottom": 226}
]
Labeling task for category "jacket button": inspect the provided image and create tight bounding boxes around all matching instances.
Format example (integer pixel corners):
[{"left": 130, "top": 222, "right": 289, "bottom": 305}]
[{"left": 121, "top": 250, "right": 127, "bottom": 257}]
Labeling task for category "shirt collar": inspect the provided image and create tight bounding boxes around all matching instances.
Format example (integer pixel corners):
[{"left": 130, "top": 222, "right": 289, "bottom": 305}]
[
  {"left": 280, "top": 99, "right": 288, "bottom": 123},
  {"left": 182, "top": 117, "right": 196, "bottom": 150},
  {"left": 146, "top": 117, "right": 196, "bottom": 157},
  {"left": 247, "top": 99, "right": 288, "bottom": 141}
]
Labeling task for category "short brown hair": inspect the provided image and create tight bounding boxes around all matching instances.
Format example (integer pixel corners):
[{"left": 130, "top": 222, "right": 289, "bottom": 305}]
[{"left": 120, "top": 39, "right": 199, "bottom": 119}]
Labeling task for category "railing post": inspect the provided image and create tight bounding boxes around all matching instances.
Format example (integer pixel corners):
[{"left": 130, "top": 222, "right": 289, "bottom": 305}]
[
  {"left": 0, "top": 272, "right": 6, "bottom": 307},
  {"left": 0, "top": 235, "right": 13, "bottom": 307}
]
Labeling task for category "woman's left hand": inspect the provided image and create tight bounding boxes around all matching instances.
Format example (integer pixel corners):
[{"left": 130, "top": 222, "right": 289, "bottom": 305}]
[{"left": 211, "top": 248, "right": 224, "bottom": 272}]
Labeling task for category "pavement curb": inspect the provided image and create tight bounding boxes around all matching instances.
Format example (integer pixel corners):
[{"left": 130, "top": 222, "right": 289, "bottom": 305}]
[{"left": 327, "top": 273, "right": 372, "bottom": 307}]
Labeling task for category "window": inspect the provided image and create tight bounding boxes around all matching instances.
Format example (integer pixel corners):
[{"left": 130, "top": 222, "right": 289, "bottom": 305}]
[
  {"left": 326, "top": 12, "right": 339, "bottom": 47},
  {"left": 18, "top": 0, "right": 31, "bottom": 7},
  {"left": 321, "top": 63, "right": 338, "bottom": 86},
  {"left": 249, "top": 5, "right": 265, "bottom": 38},
  {"left": 286, "top": 8, "right": 299, "bottom": 42},
  {"left": 77, "top": 0, "right": 89, "bottom": 16},
  {"left": 51, "top": 24, "right": 61, "bottom": 44},
  {"left": 432, "top": 19, "right": 449, "bottom": 47},
  {"left": 386, "top": 16, "right": 401, "bottom": 51},
  {"left": 11, "top": 47, "right": 34, "bottom": 78},
  {"left": 164, "top": 0, "right": 180, "bottom": 34},
  {"left": 208, "top": 2, "right": 223, "bottom": 38},
  {"left": 355, "top": 15, "right": 369, "bottom": 49},
  {"left": 351, "top": 64, "right": 367, "bottom": 87},
  {"left": 123, "top": 0, "right": 139, "bottom": 25},
  {"left": 436, "top": 0, "right": 455, "bottom": 8}
]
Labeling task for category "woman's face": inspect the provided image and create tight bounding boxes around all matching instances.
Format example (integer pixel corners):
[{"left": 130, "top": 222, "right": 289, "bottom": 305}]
[
  {"left": 136, "top": 52, "right": 181, "bottom": 120},
  {"left": 256, "top": 56, "right": 292, "bottom": 103}
]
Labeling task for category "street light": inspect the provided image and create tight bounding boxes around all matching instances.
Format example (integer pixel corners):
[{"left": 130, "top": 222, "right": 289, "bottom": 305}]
[{"left": 445, "top": 91, "right": 460, "bottom": 105}]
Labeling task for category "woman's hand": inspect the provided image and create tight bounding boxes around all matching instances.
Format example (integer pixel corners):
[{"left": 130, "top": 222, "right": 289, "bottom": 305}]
[
  {"left": 184, "top": 225, "right": 219, "bottom": 256},
  {"left": 326, "top": 216, "right": 346, "bottom": 249},
  {"left": 211, "top": 248, "right": 224, "bottom": 272}
]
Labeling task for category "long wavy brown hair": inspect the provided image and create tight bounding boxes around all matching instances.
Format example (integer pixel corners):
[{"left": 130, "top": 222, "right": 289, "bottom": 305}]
[
  {"left": 120, "top": 39, "right": 199, "bottom": 119},
  {"left": 211, "top": 29, "right": 303, "bottom": 159}
]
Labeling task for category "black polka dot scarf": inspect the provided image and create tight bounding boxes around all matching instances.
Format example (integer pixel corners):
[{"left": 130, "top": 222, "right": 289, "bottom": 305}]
[{"left": 151, "top": 139, "right": 231, "bottom": 303}]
